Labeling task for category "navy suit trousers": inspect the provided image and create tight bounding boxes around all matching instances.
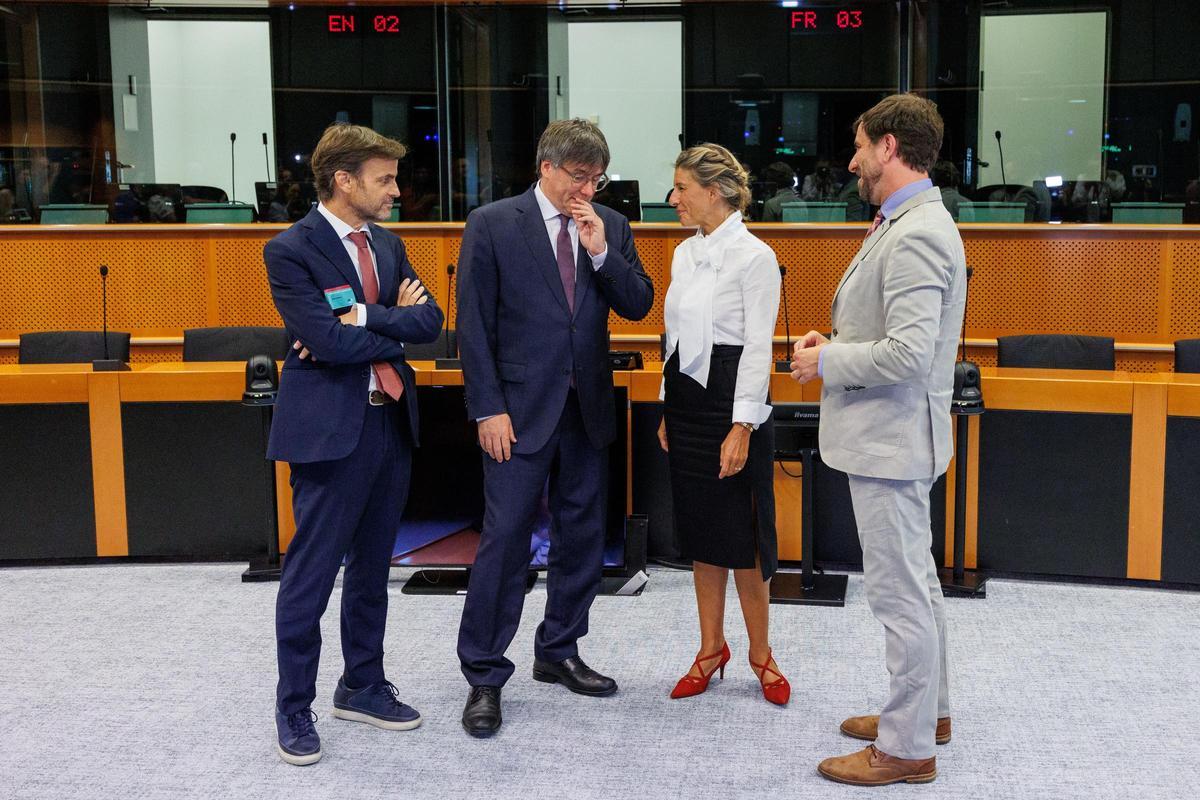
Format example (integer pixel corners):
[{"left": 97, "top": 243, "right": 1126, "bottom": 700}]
[
  {"left": 457, "top": 390, "right": 608, "bottom": 687},
  {"left": 275, "top": 404, "right": 411, "bottom": 714}
]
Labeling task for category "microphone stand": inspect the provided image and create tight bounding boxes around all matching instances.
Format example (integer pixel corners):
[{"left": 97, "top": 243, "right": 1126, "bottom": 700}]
[
  {"left": 435, "top": 263, "right": 461, "bottom": 369},
  {"left": 774, "top": 265, "right": 793, "bottom": 372},
  {"left": 229, "top": 132, "right": 237, "bottom": 204},
  {"left": 262, "top": 132, "right": 272, "bottom": 183},
  {"left": 93, "top": 265, "right": 129, "bottom": 371},
  {"left": 940, "top": 265, "right": 986, "bottom": 598},
  {"left": 994, "top": 130, "right": 1008, "bottom": 202}
]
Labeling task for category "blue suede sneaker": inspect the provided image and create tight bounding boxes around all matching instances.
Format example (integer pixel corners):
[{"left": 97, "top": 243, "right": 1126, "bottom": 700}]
[
  {"left": 332, "top": 678, "right": 422, "bottom": 731},
  {"left": 275, "top": 707, "right": 321, "bottom": 766}
]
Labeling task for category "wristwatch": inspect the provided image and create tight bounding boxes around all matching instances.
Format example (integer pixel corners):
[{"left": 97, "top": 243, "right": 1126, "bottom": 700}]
[{"left": 735, "top": 421, "right": 755, "bottom": 433}]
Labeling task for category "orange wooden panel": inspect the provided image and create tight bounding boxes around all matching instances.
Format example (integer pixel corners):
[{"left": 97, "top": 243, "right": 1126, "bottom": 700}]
[
  {"left": 0, "top": 365, "right": 92, "bottom": 403},
  {"left": 980, "top": 368, "right": 1134, "bottom": 413},
  {"left": 120, "top": 362, "right": 246, "bottom": 401},
  {"left": 87, "top": 371, "right": 128, "bottom": 557},
  {"left": 277, "top": 461, "right": 296, "bottom": 553},
  {"left": 774, "top": 461, "right": 804, "bottom": 561},
  {"left": 1127, "top": 379, "right": 1167, "bottom": 581}
]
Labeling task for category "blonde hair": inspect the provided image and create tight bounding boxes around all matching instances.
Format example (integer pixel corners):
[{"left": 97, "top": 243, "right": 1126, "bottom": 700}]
[
  {"left": 674, "top": 143, "right": 751, "bottom": 213},
  {"left": 310, "top": 123, "right": 407, "bottom": 201}
]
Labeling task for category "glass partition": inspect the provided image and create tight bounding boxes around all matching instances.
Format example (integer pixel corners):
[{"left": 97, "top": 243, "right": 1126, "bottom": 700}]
[{"left": 0, "top": 1, "right": 1196, "bottom": 224}]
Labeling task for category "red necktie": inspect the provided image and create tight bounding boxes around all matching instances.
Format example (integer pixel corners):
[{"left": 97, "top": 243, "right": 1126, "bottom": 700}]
[
  {"left": 348, "top": 231, "right": 403, "bottom": 400},
  {"left": 865, "top": 210, "right": 885, "bottom": 239}
]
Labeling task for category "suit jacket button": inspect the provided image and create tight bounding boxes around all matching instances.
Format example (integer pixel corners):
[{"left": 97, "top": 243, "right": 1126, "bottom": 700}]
[
  {"left": 562, "top": 368, "right": 571, "bottom": 375},
  {"left": 571, "top": 325, "right": 577, "bottom": 333},
  {"left": 362, "top": 369, "right": 369, "bottom": 378}
]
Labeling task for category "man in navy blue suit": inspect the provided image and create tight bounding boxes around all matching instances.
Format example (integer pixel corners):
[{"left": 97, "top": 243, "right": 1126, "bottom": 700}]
[
  {"left": 265, "top": 123, "right": 444, "bottom": 765},
  {"left": 455, "top": 119, "right": 654, "bottom": 736}
]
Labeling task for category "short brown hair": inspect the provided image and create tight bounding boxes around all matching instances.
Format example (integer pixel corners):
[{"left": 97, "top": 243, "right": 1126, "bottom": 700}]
[
  {"left": 675, "top": 143, "right": 752, "bottom": 213},
  {"left": 310, "top": 123, "right": 407, "bottom": 201},
  {"left": 854, "top": 93, "right": 943, "bottom": 174}
]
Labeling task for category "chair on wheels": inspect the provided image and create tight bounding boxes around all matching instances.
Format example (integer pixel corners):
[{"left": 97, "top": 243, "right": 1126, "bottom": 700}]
[
  {"left": 18, "top": 331, "right": 131, "bottom": 364},
  {"left": 996, "top": 334, "right": 1115, "bottom": 371},
  {"left": 1175, "top": 339, "right": 1200, "bottom": 374},
  {"left": 182, "top": 326, "right": 290, "bottom": 362},
  {"left": 403, "top": 330, "right": 456, "bottom": 361}
]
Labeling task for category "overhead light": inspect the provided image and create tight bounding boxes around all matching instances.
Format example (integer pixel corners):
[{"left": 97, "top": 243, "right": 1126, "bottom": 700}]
[
  {"left": 781, "top": 1, "right": 800, "bottom": 7},
  {"left": 1045, "top": 175, "right": 1063, "bottom": 188},
  {"left": 1069, "top": 99, "right": 1088, "bottom": 104}
]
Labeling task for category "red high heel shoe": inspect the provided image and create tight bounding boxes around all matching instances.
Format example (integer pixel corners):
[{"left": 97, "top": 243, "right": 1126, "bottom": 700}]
[
  {"left": 749, "top": 650, "right": 790, "bottom": 706},
  {"left": 670, "top": 642, "right": 731, "bottom": 699}
]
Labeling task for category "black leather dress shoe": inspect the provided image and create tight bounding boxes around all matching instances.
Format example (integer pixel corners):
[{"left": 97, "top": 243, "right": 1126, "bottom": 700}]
[
  {"left": 462, "top": 686, "right": 502, "bottom": 738},
  {"left": 532, "top": 655, "right": 618, "bottom": 697}
]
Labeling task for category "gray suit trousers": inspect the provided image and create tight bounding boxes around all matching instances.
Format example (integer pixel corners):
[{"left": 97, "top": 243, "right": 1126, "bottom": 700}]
[{"left": 847, "top": 474, "right": 950, "bottom": 760}]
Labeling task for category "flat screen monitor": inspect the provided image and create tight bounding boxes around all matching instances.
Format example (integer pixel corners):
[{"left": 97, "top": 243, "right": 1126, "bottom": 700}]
[
  {"left": 593, "top": 180, "right": 641, "bottom": 222},
  {"left": 773, "top": 402, "right": 820, "bottom": 457},
  {"left": 111, "top": 183, "right": 185, "bottom": 223},
  {"left": 255, "top": 181, "right": 317, "bottom": 223}
]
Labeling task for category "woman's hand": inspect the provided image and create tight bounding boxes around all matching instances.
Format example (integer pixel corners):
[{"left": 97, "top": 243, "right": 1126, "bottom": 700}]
[
  {"left": 657, "top": 417, "right": 669, "bottom": 452},
  {"left": 718, "top": 424, "right": 751, "bottom": 479}
]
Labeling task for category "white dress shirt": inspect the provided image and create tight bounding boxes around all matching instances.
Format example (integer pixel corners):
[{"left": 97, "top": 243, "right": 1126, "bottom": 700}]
[
  {"left": 316, "top": 202, "right": 383, "bottom": 392},
  {"left": 661, "top": 210, "right": 780, "bottom": 426}
]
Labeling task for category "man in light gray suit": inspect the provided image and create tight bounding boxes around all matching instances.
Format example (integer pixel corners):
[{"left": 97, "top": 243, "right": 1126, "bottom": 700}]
[{"left": 791, "top": 94, "right": 966, "bottom": 786}]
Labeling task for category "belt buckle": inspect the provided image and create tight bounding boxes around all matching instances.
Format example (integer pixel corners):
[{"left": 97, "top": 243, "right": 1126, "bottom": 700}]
[{"left": 369, "top": 390, "right": 392, "bottom": 406}]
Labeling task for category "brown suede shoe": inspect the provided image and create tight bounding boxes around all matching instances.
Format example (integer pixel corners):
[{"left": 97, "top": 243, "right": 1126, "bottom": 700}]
[
  {"left": 840, "top": 714, "right": 952, "bottom": 745},
  {"left": 817, "top": 744, "right": 937, "bottom": 786}
]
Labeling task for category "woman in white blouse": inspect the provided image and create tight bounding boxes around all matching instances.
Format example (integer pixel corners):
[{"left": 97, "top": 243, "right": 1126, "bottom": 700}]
[{"left": 658, "top": 144, "right": 788, "bottom": 705}]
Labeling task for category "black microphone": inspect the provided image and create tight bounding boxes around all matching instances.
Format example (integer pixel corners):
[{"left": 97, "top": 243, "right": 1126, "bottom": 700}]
[
  {"left": 774, "top": 265, "right": 793, "bottom": 372},
  {"left": 435, "top": 263, "right": 462, "bottom": 369},
  {"left": 93, "top": 265, "right": 129, "bottom": 371},
  {"left": 230, "top": 132, "right": 237, "bottom": 203},
  {"left": 262, "top": 132, "right": 271, "bottom": 183},
  {"left": 993, "top": 130, "right": 1007, "bottom": 200}
]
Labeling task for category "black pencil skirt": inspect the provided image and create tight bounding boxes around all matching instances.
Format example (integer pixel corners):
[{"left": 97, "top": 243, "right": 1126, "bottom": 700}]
[{"left": 663, "top": 346, "right": 777, "bottom": 580}]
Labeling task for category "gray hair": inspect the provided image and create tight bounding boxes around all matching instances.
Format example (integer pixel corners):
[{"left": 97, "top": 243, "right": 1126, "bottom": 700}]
[
  {"left": 535, "top": 118, "right": 610, "bottom": 171},
  {"left": 675, "top": 143, "right": 752, "bottom": 213}
]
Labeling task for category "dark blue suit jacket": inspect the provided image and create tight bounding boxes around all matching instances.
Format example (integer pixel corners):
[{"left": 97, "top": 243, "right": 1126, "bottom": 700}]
[
  {"left": 265, "top": 207, "right": 444, "bottom": 463},
  {"left": 456, "top": 188, "right": 654, "bottom": 454}
]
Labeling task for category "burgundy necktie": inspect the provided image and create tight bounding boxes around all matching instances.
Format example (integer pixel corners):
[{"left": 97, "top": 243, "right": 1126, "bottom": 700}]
[
  {"left": 348, "top": 231, "right": 403, "bottom": 400},
  {"left": 555, "top": 214, "right": 576, "bottom": 313},
  {"left": 865, "top": 210, "right": 885, "bottom": 239}
]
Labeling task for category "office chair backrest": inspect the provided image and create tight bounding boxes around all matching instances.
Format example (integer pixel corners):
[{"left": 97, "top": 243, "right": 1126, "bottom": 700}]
[
  {"left": 182, "top": 326, "right": 290, "bottom": 362},
  {"left": 996, "top": 334, "right": 1115, "bottom": 371},
  {"left": 18, "top": 331, "right": 131, "bottom": 364},
  {"left": 1175, "top": 339, "right": 1200, "bottom": 374}
]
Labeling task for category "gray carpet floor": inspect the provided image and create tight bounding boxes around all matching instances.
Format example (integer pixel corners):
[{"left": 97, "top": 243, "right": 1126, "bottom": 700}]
[{"left": 0, "top": 563, "right": 1196, "bottom": 799}]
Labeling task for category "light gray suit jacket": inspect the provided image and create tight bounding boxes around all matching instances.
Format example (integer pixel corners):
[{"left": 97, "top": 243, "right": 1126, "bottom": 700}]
[{"left": 818, "top": 186, "right": 967, "bottom": 481}]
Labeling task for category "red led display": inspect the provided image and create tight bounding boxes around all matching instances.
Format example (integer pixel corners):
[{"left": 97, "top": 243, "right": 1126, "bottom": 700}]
[
  {"left": 789, "top": 9, "right": 864, "bottom": 32},
  {"left": 327, "top": 13, "right": 402, "bottom": 35}
]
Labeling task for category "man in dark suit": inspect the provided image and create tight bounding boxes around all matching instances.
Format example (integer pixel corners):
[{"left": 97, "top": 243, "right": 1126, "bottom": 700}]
[
  {"left": 455, "top": 119, "right": 654, "bottom": 736},
  {"left": 265, "top": 123, "right": 444, "bottom": 765}
]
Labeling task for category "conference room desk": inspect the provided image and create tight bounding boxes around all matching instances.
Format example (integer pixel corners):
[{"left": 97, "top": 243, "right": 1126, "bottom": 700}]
[
  {"left": 1, "top": 363, "right": 1196, "bottom": 587},
  {"left": 0, "top": 362, "right": 289, "bottom": 561}
]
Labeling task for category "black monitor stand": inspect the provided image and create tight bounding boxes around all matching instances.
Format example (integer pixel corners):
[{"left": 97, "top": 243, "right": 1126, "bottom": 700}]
[{"left": 769, "top": 448, "right": 848, "bottom": 607}]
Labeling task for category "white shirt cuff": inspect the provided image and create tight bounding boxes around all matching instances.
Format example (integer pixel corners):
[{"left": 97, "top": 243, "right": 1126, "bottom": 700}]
[
  {"left": 732, "top": 400, "right": 772, "bottom": 427},
  {"left": 353, "top": 303, "right": 367, "bottom": 326},
  {"left": 590, "top": 245, "right": 608, "bottom": 270}
]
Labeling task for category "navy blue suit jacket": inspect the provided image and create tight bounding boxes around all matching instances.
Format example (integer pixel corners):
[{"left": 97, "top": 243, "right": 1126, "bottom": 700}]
[
  {"left": 456, "top": 188, "right": 654, "bottom": 454},
  {"left": 265, "top": 207, "right": 444, "bottom": 463}
]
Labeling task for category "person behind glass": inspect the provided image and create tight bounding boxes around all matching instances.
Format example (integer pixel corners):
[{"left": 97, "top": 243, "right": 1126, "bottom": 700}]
[{"left": 658, "top": 143, "right": 788, "bottom": 705}]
